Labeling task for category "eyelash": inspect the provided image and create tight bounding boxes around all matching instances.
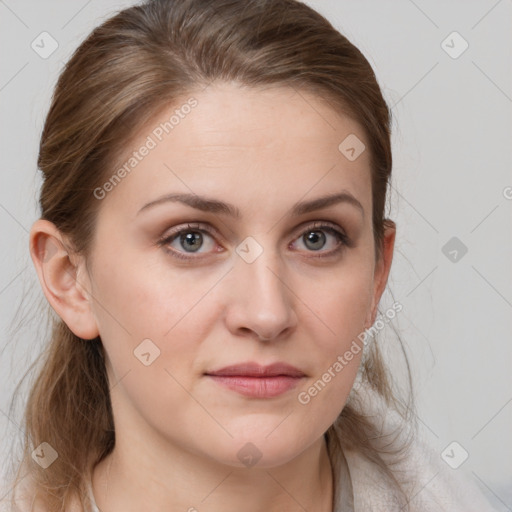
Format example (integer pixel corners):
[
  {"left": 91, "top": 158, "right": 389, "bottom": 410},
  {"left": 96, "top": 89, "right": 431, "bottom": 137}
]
[{"left": 157, "top": 221, "right": 350, "bottom": 261}]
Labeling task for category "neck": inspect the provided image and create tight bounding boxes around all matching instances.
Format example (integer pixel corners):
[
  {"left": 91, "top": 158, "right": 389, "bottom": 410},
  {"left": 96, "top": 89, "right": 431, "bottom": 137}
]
[{"left": 91, "top": 432, "right": 334, "bottom": 512}]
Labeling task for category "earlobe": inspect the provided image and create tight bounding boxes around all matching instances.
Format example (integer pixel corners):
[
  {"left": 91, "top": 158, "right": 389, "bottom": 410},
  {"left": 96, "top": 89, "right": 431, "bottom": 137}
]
[{"left": 29, "top": 219, "right": 100, "bottom": 340}]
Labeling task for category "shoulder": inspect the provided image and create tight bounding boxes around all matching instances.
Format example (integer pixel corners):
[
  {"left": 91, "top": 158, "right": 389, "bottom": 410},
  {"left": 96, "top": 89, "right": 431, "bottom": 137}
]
[
  {"left": 343, "top": 436, "right": 499, "bottom": 511},
  {"left": 3, "top": 473, "right": 84, "bottom": 512},
  {"left": 339, "top": 382, "right": 499, "bottom": 511}
]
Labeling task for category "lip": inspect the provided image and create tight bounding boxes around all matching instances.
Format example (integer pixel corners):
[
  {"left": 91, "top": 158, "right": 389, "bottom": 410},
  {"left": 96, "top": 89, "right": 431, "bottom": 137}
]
[
  {"left": 205, "top": 362, "right": 306, "bottom": 398},
  {"left": 206, "top": 362, "right": 306, "bottom": 378}
]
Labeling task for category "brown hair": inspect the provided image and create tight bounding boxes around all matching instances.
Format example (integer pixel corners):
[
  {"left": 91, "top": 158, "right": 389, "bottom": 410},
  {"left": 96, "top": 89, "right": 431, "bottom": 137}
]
[{"left": 6, "top": 0, "right": 415, "bottom": 510}]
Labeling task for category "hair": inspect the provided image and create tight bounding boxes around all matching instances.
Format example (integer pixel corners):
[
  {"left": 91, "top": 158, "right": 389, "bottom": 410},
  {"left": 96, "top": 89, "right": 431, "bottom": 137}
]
[{"left": 5, "top": 0, "right": 416, "bottom": 510}]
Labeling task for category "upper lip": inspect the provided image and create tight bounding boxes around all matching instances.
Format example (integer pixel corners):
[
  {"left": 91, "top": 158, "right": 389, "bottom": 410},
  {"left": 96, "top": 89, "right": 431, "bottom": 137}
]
[{"left": 205, "top": 362, "right": 306, "bottom": 378}]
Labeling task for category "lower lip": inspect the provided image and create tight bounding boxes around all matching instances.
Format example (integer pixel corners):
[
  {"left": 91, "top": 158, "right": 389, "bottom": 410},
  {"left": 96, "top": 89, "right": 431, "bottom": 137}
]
[{"left": 206, "top": 375, "right": 303, "bottom": 398}]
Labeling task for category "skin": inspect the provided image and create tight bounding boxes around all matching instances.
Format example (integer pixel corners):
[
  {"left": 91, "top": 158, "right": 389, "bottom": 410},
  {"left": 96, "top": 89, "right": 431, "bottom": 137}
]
[{"left": 30, "top": 82, "right": 395, "bottom": 512}]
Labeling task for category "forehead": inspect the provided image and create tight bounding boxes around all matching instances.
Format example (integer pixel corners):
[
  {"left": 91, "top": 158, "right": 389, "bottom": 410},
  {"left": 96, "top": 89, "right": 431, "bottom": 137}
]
[{"left": 100, "top": 82, "right": 372, "bottom": 220}]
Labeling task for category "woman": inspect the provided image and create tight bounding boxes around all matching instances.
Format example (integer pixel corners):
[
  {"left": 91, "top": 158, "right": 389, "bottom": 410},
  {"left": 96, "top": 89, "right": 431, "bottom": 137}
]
[{"left": 5, "top": 0, "right": 498, "bottom": 510}]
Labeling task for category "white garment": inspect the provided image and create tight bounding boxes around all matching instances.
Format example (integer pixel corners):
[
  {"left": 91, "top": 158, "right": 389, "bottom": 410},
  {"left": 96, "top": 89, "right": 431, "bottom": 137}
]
[
  {"left": 86, "top": 484, "right": 100, "bottom": 512},
  {"left": 334, "top": 433, "right": 499, "bottom": 511},
  {"left": 329, "top": 381, "right": 500, "bottom": 511}
]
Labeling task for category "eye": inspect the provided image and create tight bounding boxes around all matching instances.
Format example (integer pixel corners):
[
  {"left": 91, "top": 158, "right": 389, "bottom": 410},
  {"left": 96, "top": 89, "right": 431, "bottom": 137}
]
[
  {"left": 290, "top": 221, "right": 349, "bottom": 258},
  {"left": 157, "top": 221, "right": 350, "bottom": 261},
  {"left": 158, "top": 223, "right": 219, "bottom": 260}
]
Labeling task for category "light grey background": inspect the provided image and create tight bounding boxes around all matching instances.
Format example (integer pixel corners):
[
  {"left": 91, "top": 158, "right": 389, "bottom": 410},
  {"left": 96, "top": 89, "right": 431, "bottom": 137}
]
[{"left": 1, "top": 0, "right": 511, "bottom": 508}]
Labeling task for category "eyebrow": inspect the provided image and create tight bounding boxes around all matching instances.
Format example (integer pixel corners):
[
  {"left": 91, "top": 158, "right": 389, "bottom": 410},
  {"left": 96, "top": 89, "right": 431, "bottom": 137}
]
[{"left": 137, "top": 191, "right": 364, "bottom": 219}]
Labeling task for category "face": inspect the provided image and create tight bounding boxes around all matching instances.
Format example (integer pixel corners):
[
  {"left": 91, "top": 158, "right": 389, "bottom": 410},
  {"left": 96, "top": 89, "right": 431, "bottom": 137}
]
[{"left": 40, "top": 82, "right": 394, "bottom": 469}]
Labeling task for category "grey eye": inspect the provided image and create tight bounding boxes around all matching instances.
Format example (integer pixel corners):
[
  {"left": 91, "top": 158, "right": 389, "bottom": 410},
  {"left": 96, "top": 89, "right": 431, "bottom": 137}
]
[{"left": 303, "top": 230, "right": 327, "bottom": 251}]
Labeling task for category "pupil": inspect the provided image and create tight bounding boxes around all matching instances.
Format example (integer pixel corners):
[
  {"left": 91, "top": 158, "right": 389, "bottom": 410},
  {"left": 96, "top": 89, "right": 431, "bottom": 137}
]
[
  {"left": 181, "top": 232, "right": 202, "bottom": 251},
  {"left": 305, "top": 231, "right": 325, "bottom": 251}
]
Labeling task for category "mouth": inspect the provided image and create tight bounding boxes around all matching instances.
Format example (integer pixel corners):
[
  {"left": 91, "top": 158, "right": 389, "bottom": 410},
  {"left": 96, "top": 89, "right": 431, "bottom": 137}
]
[{"left": 204, "top": 362, "right": 306, "bottom": 398}]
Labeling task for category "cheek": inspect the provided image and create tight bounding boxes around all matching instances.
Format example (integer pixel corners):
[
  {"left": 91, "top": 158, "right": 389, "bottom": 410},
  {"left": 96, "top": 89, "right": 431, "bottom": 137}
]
[
  {"left": 306, "top": 261, "right": 374, "bottom": 348},
  {"left": 88, "top": 251, "right": 224, "bottom": 401},
  {"left": 89, "top": 256, "right": 211, "bottom": 433},
  {"left": 91, "top": 249, "right": 216, "bottom": 338},
  {"left": 295, "top": 284, "right": 369, "bottom": 433},
  {"left": 296, "top": 261, "right": 373, "bottom": 405}
]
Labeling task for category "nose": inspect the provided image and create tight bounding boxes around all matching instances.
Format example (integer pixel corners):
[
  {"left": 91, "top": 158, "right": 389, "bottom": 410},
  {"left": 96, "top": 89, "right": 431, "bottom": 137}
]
[{"left": 223, "top": 244, "right": 297, "bottom": 342}]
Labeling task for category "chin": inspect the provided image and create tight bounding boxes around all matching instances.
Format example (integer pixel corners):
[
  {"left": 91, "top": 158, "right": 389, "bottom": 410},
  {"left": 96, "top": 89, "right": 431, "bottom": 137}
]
[{"left": 206, "top": 429, "right": 315, "bottom": 470}]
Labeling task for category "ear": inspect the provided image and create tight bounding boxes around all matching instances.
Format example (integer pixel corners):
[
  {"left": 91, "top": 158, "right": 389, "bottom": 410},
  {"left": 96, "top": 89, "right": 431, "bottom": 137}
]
[
  {"left": 365, "top": 220, "right": 396, "bottom": 328},
  {"left": 29, "top": 219, "right": 99, "bottom": 340}
]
